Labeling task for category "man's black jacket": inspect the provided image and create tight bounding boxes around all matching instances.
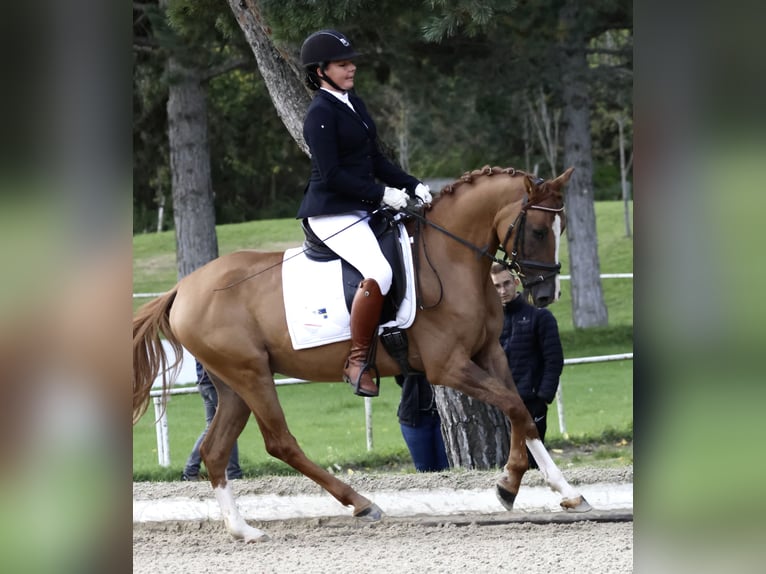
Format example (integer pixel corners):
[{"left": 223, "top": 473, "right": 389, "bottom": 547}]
[{"left": 499, "top": 294, "right": 564, "bottom": 404}]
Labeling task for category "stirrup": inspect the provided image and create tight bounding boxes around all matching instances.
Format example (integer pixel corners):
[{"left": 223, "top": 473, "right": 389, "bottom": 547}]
[{"left": 344, "top": 362, "right": 380, "bottom": 397}]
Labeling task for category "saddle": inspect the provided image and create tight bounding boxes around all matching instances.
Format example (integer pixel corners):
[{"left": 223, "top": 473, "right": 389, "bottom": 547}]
[{"left": 301, "top": 212, "right": 408, "bottom": 324}]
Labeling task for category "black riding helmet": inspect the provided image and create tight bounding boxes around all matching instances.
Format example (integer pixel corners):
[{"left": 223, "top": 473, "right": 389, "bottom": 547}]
[{"left": 300, "top": 30, "right": 360, "bottom": 91}]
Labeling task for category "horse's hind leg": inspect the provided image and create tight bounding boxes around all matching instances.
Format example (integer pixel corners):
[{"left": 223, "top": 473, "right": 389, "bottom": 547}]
[
  {"left": 201, "top": 375, "right": 269, "bottom": 542},
  {"left": 241, "top": 375, "right": 383, "bottom": 521}
]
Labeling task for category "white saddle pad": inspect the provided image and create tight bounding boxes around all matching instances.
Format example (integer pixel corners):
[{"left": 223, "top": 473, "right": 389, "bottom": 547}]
[{"left": 282, "top": 223, "right": 417, "bottom": 350}]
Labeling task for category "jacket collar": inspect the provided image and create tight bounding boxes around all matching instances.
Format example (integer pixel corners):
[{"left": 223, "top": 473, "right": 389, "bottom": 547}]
[
  {"left": 316, "top": 89, "right": 368, "bottom": 129},
  {"left": 504, "top": 292, "right": 525, "bottom": 313}
]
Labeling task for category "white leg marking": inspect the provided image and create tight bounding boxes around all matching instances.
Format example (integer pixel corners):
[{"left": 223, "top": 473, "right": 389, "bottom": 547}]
[
  {"left": 526, "top": 438, "right": 580, "bottom": 499},
  {"left": 214, "top": 482, "right": 269, "bottom": 542}
]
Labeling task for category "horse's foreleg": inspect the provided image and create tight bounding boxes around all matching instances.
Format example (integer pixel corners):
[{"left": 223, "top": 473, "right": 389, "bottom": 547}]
[
  {"left": 438, "top": 358, "right": 589, "bottom": 512},
  {"left": 498, "top": 396, "right": 591, "bottom": 512},
  {"left": 497, "top": 396, "right": 591, "bottom": 512},
  {"left": 477, "top": 345, "right": 590, "bottom": 512},
  {"left": 201, "top": 379, "right": 269, "bottom": 542},
  {"left": 525, "top": 438, "right": 592, "bottom": 512},
  {"left": 435, "top": 358, "right": 531, "bottom": 507},
  {"left": 495, "top": 391, "right": 533, "bottom": 510}
]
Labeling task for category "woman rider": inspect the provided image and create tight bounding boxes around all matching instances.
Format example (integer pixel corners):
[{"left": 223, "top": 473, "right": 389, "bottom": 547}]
[{"left": 297, "top": 30, "right": 432, "bottom": 397}]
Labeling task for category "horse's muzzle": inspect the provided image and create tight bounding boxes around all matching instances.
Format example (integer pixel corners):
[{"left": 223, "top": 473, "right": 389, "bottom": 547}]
[{"left": 525, "top": 280, "right": 556, "bottom": 308}]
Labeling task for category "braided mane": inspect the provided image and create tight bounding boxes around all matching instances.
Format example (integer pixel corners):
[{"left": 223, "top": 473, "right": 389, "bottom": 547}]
[{"left": 439, "top": 165, "right": 531, "bottom": 195}]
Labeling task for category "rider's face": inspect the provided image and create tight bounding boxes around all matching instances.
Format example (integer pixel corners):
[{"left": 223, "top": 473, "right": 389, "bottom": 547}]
[{"left": 319, "top": 60, "right": 356, "bottom": 92}]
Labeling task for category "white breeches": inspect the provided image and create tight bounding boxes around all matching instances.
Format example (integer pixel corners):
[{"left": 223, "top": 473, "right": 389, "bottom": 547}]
[{"left": 308, "top": 211, "right": 393, "bottom": 295}]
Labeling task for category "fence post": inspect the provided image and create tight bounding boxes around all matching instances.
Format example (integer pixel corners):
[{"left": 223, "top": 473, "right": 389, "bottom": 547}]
[
  {"left": 153, "top": 396, "right": 171, "bottom": 467},
  {"left": 555, "top": 385, "right": 569, "bottom": 439},
  {"left": 365, "top": 397, "right": 373, "bottom": 451}
]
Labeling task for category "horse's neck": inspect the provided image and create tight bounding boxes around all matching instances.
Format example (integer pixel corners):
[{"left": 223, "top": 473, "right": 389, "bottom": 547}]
[
  {"left": 437, "top": 183, "right": 496, "bottom": 233},
  {"left": 432, "top": 176, "right": 522, "bottom": 251},
  {"left": 411, "top": 179, "right": 519, "bottom": 295}
]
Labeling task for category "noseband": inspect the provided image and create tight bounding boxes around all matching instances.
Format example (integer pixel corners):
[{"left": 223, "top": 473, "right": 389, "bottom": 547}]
[{"left": 498, "top": 198, "right": 565, "bottom": 289}]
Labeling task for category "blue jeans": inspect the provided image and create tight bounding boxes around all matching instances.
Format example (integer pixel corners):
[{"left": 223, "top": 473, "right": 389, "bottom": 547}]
[
  {"left": 183, "top": 382, "right": 242, "bottom": 479},
  {"left": 400, "top": 412, "right": 449, "bottom": 472}
]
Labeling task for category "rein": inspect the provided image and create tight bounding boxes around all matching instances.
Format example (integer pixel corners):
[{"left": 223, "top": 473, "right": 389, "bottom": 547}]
[{"left": 405, "top": 205, "right": 507, "bottom": 310}]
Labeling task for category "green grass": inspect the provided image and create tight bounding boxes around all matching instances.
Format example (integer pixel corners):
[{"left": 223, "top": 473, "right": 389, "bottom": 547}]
[
  {"left": 133, "top": 201, "right": 633, "bottom": 480},
  {"left": 553, "top": 201, "right": 634, "bottom": 330}
]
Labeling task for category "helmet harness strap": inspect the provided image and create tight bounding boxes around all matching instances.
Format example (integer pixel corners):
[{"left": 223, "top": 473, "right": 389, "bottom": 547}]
[{"left": 318, "top": 63, "right": 346, "bottom": 93}]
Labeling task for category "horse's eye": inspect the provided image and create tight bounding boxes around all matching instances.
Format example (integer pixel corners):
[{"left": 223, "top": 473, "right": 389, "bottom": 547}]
[{"left": 533, "top": 228, "right": 548, "bottom": 240}]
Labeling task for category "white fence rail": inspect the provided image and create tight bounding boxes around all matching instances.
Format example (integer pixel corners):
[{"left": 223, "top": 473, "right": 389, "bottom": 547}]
[{"left": 146, "top": 351, "right": 633, "bottom": 467}]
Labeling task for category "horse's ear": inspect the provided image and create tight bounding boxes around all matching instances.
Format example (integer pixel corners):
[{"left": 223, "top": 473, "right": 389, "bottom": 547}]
[{"left": 551, "top": 167, "right": 575, "bottom": 190}]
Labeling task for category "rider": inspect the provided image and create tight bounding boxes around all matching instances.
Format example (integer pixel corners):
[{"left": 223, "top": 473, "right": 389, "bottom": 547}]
[{"left": 297, "top": 29, "right": 432, "bottom": 397}]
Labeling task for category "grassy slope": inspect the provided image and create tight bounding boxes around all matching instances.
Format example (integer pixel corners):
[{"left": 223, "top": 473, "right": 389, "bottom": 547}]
[{"left": 133, "top": 201, "right": 633, "bottom": 479}]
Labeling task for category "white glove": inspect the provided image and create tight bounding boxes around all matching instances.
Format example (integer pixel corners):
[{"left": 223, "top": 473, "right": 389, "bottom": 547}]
[
  {"left": 414, "top": 182, "right": 432, "bottom": 205},
  {"left": 382, "top": 186, "right": 408, "bottom": 210}
]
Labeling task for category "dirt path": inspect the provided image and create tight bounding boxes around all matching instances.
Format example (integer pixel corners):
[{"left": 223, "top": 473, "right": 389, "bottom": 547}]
[{"left": 133, "top": 467, "right": 633, "bottom": 573}]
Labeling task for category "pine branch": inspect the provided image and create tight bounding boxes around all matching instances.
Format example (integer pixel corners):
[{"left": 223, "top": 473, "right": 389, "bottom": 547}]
[{"left": 202, "top": 57, "right": 252, "bottom": 81}]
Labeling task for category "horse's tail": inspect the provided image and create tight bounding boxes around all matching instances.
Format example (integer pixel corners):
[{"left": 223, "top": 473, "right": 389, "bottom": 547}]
[{"left": 133, "top": 287, "right": 182, "bottom": 425}]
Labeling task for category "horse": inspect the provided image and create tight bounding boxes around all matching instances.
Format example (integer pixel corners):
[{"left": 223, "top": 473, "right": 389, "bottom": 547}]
[{"left": 133, "top": 165, "right": 590, "bottom": 542}]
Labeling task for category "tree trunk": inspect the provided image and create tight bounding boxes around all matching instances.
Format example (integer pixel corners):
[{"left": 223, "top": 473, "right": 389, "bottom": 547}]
[
  {"left": 226, "top": 0, "right": 313, "bottom": 156},
  {"left": 156, "top": 193, "right": 165, "bottom": 233},
  {"left": 558, "top": 0, "right": 608, "bottom": 328},
  {"left": 166, "top": 57, "right": 219, "bottom": 280},
  {"left": 616, "top": 114, "right": 633, "bottom": 238},
  {"left": 433, "top": 386, "right": 510, "bottom": 469}
]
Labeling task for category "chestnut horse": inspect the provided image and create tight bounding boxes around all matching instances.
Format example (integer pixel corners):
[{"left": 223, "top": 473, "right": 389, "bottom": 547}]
[{"left": 133, "top": 165, "right": 590, "bottom": 542}]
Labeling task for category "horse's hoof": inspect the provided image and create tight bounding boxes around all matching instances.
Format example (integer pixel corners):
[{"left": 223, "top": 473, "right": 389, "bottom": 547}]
[
  {"left": 495, "top": 485, "right": 517, "bottom": 511},
  {"left": 244, "top": 533, "right": 270, "bottom": 544},
  {"left": 232, "top": 525, "right": 270, "bottom": 543},
  {"left": 560, "top": 495, "right": 592, "bottom": 513},
  {"left": 354, "top": 502, "right": 383, "bottom": 522}
]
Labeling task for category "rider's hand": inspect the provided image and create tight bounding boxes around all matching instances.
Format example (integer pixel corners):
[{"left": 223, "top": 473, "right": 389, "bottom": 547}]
[
  {"left": 414, "top": 183, "right": 432, "bottom": 205},
  {"left": 382, "top": 187, "right": 408, "bottom": 210}
]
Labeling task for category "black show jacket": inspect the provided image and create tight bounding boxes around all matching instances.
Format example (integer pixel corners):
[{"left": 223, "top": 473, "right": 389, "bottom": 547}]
[{"left": 296, "top": 89, "right": 420, "bottom": 219}]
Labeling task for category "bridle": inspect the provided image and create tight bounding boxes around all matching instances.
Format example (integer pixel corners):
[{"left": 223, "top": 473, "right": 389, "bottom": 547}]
[{"left": 498, "top": 198, "right": 565, "bottom": 290}]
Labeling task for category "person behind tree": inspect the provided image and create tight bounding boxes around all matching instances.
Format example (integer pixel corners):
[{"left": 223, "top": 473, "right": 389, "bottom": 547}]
[
  {"left": 297, "top": 29, "right": 432, "bottom": 398},
  {"left": 181, "top": 360, "right": 243, "bottom": 481},
  {"left": 395, "top": 373, "right": 449, "bottom": 472},
  {"left": 490, "top": 262, "right": 564, "bottom": 469}
]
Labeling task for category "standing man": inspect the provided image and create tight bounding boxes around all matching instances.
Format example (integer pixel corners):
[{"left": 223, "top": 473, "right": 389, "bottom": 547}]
[
  {"left": 490, "top": 263, "right": 564, "bottom": 468},
  {"left": 182, "top": 360, "right": 243, "bottom": 481},
  {"left": 395, "top": 373, "right": 450, "bottom": 472}
]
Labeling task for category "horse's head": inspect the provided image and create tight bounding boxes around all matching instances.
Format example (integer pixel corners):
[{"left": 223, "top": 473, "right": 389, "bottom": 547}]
[{"left": 500, "top": 167, "right": 573, "bottom": 307}]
